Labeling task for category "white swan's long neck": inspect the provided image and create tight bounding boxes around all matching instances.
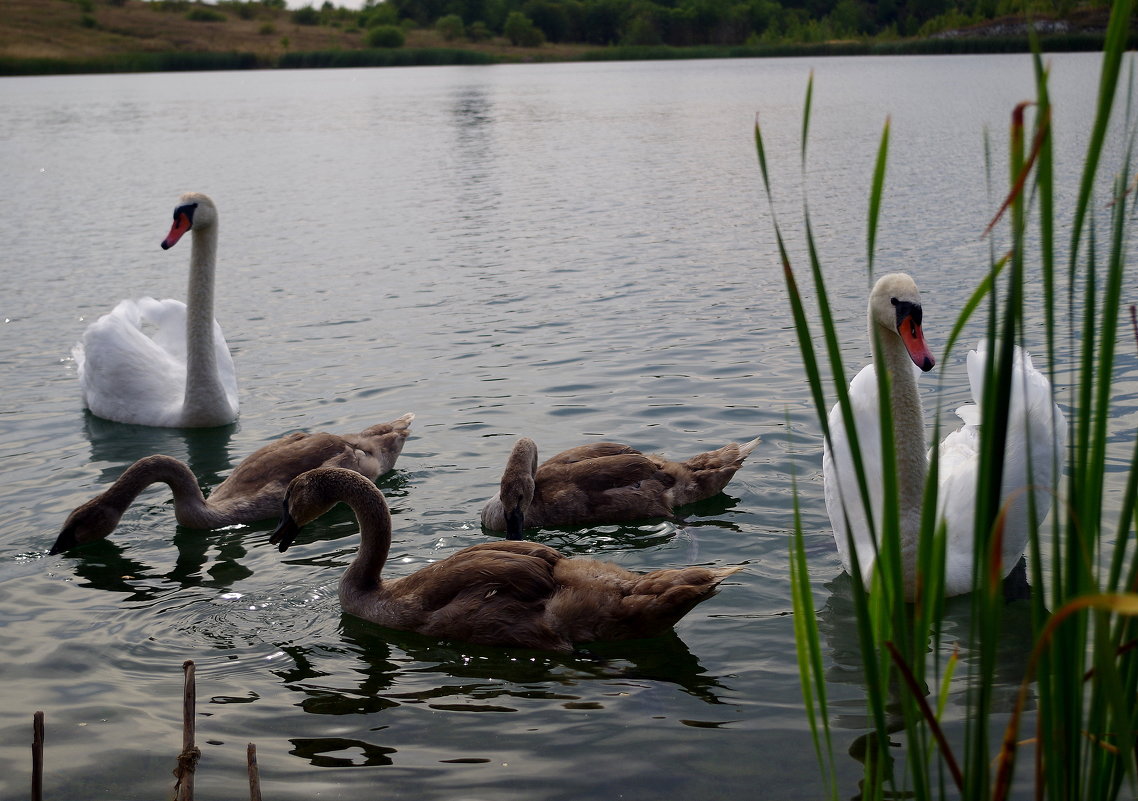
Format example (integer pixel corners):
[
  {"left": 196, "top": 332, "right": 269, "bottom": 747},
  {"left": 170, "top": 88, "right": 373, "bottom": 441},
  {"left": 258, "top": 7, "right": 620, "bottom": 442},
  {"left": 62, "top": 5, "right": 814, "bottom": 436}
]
[
  {"left": 873, "top": 322, "right": 928, "bottom": 587},
  {"left": 181, "top": 224, "right": 227, "bottom": 426}
]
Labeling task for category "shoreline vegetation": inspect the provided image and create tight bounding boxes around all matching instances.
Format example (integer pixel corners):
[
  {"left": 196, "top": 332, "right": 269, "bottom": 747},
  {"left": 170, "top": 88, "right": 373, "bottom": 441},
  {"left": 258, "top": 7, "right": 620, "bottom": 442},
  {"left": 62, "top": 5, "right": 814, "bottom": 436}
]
[
  {"left": 774, "top": 0, "right": 1138, "bottom": 796},
  {"left": 0, "top": 0, "right": 1131, "bottom": 76}
]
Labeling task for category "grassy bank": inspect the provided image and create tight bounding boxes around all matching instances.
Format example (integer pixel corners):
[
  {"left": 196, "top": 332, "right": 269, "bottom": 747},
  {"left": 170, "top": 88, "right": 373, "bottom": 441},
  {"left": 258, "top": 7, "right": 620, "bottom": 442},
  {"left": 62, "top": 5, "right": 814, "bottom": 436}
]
[
  {"left": 0, "top": 0, "right": 1130, "bottom": 76},
  {"left": 0, "top": 32, "right": 1125, "bottom": 76}
]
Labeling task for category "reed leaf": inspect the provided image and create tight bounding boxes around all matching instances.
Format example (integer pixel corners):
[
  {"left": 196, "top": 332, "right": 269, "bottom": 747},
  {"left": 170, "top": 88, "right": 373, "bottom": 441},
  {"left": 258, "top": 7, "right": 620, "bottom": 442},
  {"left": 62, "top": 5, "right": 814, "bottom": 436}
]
[
  {"left": 788, "top": 469, "right": 839, "bottom": 799},
  {"left": 866, "top": 118, "right": 889, "bottom": 276},
  {"left": 763, "top": 6, "right": 1136, "bottom": 798}
]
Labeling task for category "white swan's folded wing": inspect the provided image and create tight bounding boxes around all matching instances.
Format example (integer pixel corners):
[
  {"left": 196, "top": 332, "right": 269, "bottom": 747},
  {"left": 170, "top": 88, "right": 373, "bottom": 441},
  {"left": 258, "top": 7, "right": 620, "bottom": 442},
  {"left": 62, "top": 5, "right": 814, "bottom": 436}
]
[
  {"left": 823, "top": 363, "right": 886, "bottom": 584},
  {"left": 75, "top": 298, "right": 187, "bottom": 426},
  {"left": 934, "top": 343, "right": 1067, "bottom": 587}
]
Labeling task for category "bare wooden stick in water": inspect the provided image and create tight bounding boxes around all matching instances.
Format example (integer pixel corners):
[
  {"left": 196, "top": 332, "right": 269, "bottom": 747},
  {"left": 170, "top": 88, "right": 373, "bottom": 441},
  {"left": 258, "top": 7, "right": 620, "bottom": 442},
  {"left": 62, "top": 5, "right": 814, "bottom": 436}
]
[
  {"left": 174, "top": 660, "right": 200, "bottom": 801},
  {"left": 247, "top": 743, "right": 262, "bottom": 801},
  {"left": 32, "top": 711, "right": 44, "bottom": 801}
]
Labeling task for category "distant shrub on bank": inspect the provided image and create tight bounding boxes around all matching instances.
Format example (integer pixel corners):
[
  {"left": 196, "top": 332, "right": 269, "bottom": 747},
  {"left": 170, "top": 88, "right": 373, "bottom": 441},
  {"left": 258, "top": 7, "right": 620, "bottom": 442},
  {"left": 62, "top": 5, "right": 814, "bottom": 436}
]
[
  {"left": 436, "top": 14, "right": 465, "bottom": 41},
  {"left": 186, "top": 8, "right": 226, "bottom": 22},
  {"left": 504, "top": 11, "right": 544, "bottom": 46},
  {"left": 366, "top": 25, "right": 405, "bottom": 47},
  {"left": 291, "top": 6, "right": 319, "bottom": 25},
  {"left": 467, "top": 20, "right": 492, "bottom": 41},
  {"left": 218, "top": 1, "right": 258, "bottom": 20}
]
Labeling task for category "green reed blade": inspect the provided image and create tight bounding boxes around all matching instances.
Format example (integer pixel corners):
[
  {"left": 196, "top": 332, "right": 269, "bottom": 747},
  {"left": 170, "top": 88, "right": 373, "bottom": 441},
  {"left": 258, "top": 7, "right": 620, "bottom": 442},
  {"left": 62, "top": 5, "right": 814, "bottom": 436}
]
[
  {"left": 1067, "top": 0, "right": 1134, "bottom": 280},
  {"left": 764, "top": 18, "right": 1136, "bottom": 799},
  {"left": 866, "top": 118, "right": 889, "bottom": 276},
  {"left": 789, "top": 469, "right": 839, "bottom": 799}
]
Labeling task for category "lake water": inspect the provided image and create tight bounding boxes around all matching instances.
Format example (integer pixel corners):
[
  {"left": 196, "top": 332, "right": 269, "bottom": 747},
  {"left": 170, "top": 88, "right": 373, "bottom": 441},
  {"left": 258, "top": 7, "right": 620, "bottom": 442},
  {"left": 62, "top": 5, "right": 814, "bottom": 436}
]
[{"left": 0, "top": 52, "right": 1134, "bottom": 800}]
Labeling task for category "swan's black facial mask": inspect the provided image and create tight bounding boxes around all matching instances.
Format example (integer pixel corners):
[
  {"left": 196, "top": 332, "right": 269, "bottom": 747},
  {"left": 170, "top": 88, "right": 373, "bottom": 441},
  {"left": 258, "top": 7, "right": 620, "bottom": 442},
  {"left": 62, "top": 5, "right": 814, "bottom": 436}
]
[
  {"left": 890, "top": 297, "right": 922, "bottom": 331},
  {"left": 890, "top": 297, "right": 936, "bottom": 372},
  {"left": 160, "top": 202, "right": 199, "bottom": 250}
]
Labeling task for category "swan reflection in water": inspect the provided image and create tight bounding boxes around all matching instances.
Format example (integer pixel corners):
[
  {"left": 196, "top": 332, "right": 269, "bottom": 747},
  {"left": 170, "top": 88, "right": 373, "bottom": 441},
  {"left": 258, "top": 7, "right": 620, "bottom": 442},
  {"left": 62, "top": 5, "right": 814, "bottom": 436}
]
[
  {"left": 815, "top": 568, "right": 1037, "bottom": 795},
  {"left": 260, "top": 612, "right": 734, "bottom": 768},
  {"left": 82, "top": 409, "right": 236, "bottom": 487},
  {"left": 54, "top": 526, "right": 257, "bottom": 601}
]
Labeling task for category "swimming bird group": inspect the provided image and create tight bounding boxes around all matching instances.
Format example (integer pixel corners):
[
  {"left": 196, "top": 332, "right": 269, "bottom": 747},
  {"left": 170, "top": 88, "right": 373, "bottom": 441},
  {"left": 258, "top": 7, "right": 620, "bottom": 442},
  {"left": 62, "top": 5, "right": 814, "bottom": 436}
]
[{"left": 54, "top": 194, "right": 1066, "bottom": 652}]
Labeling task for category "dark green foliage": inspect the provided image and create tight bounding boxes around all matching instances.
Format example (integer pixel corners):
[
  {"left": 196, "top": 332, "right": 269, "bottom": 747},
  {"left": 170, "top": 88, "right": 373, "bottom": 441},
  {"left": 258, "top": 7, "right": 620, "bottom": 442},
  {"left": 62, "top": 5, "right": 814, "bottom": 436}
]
[
  {"left": 186, "top": 7, "right": 227, "bottom": 21},
  {"left": 0, "top": 51, "right": 261, "bottom": 76},
  {"left": 291, "top": 5, "right": 320, "bottom": 24},
  {"left": 382, "top": 0, "right": 1126, "bottom": 50},
  {"left": 436, "top": 13, "right": 466, "bottom": 39},
  {"left": 504, "top": 9, "right": 546, "bottom": 43},
  {"left": 582, "top": 0, "right": 624, "bottom": 43},
  {"left": 523, "top": 0, "right": 578, "bottom": 41},
  {"left": 277, "top": 47, "right": 494, "bottom": 66},
  {"left": 217, "top": 1, "right": 257, "bottom": 19},
  {"left": 364, "top": 2, "right": 400, "bottom": 26},
  {"left": 467, "top": 19, "right": 493, "bottom": 38},
  {"left": 366, "top": 24, "right": 407, "bottom": 46}
]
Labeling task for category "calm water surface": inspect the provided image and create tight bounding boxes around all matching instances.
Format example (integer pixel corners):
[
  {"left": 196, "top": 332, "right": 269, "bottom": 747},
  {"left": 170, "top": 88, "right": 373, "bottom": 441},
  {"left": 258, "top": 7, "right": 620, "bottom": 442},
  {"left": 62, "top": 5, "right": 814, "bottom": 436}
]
[{"left": 0, "top": 53, "right": 1134, "bottom": 799}]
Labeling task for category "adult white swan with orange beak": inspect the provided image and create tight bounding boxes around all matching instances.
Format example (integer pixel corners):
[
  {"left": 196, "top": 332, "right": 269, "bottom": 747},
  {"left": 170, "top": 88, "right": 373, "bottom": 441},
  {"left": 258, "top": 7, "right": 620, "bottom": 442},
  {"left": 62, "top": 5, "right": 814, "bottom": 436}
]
[
  {"left": 822, "top": 273, "right": 1066, "bottom": 599},
  {"left": 74, "top": 192, "right": 238, "bottom": 428}
]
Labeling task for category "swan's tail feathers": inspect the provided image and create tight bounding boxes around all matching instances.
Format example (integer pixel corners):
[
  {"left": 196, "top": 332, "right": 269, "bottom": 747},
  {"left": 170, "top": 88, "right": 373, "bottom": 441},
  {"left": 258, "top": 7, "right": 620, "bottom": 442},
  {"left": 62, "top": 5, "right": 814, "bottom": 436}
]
[
  {"left": 961, "top": 341, "right": 1068, "bottom": 563},
  {"left": 708, "top": 564, "right": 745, "bottom": 582},
  {"left": 737, "top": 435, "right": 762, "bottom": 460},
  {"left": 359, "top": 412, "right": 415, "bottom": 438},
  {"left": 955, "top": 404, "right": 981, "bottom": 427},
  {"left": 611, "top": 564, "right": 744, "bottom": 636},
  {"left": 357, "top": 413, "right": 416, "bottom": 476},
  {"left": 667, "top": 437, "right": 761, "bottom": 506},
  {"left": 964, "top": 342, "right": 1065, "bottom": 434}
]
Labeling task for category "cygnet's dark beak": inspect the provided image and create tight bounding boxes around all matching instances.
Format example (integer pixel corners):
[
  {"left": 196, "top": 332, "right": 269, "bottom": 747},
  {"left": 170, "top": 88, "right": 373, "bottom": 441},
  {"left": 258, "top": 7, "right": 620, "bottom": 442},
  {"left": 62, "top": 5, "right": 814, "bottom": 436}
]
[
  {"left": 269, "top": 495, "right": 300, "bottom": 552},
  {"left": 49, "top": 525, "right": 78, "bottom": 556},
  {"left": 505, "top": 506, "right": 526, "bottom": 541}
]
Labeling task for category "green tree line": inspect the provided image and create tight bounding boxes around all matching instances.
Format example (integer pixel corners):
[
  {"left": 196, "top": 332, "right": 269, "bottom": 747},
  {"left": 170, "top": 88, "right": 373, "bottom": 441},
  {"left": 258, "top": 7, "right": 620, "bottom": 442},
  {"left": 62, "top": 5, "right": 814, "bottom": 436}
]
[{"left": 277, "top": 0, "right": 1115, "bottom": 47}]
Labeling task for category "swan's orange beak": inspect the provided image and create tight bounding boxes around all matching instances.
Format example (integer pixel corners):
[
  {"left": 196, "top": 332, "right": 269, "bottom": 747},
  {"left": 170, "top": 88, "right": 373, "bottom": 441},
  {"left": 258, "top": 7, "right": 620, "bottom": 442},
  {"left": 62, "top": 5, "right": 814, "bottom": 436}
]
[
  {"left": 161, "top": 211, "right": 193, "bottom": 250},
  {"left": 899, "top": 315, "right": 935, "bottom": 372}
]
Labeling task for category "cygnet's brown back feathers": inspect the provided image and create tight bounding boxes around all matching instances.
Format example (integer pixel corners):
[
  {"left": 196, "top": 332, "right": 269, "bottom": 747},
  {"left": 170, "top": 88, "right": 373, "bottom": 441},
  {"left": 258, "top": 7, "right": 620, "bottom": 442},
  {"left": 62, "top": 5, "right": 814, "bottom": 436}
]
[
  {"left": 372, "top": 542, "right": 739, "bottom": 653},
  {"left": 210, "top": 413, "right": 413, "bottom": 510},
  {"left": 482, "top": 437, "right": 760, "bottom": 532},
  {"left": 277, "top": 468, "right": 741, "bottom": 653},
  {"left": 543, "top": 560, "right": 742, "bottom": 646}
]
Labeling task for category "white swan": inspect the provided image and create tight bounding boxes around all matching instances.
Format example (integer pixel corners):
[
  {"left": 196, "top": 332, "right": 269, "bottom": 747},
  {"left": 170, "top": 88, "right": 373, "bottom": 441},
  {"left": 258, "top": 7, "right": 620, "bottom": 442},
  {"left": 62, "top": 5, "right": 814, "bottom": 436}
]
[
  {"left": 73, "top": 192, "right": 238, "bottom": 427},
  {"left": 822, "top": 273, "right": 1066, "bottom": 599}
]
